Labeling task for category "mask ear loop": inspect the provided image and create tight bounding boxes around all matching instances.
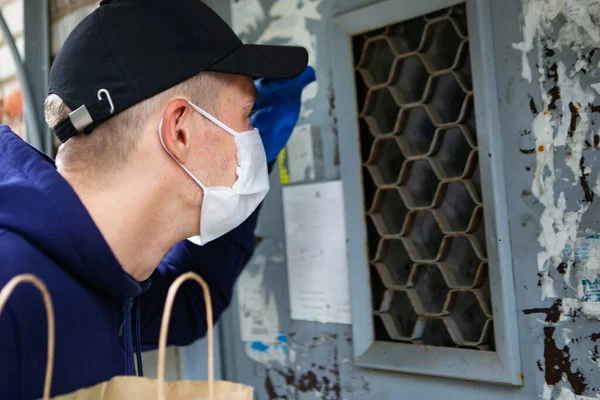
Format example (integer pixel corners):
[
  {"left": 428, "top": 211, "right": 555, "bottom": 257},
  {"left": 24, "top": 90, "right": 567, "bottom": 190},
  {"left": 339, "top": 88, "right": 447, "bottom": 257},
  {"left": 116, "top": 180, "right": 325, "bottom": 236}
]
[
  {"left": 158, "top": 118, "right": 207, "bottom": 191},
  {"left": 186, "top": 100, "right": 240, "bottom": 137}
]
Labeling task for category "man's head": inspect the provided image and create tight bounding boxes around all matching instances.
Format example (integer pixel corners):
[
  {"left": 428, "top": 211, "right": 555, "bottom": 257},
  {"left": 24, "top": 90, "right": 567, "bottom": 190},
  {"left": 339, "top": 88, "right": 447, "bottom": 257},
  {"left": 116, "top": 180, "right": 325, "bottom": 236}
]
[
  {"left": 45, "top": 0, "right": 307, "bottom": 267},
  {"left": 46, "top": 71, "right": 253, "bottom": 191},
  {"left": 47, "top": 0, "right": 306, "bottom": 185}
]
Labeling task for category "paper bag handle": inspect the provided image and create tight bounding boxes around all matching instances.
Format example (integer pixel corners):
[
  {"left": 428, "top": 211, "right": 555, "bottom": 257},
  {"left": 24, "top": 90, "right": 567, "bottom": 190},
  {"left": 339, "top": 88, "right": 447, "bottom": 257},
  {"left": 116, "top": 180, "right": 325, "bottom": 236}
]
[
  {"left": 0, "top": 274, "right": 55, "bottom": 400},
  {"left": 157, "top": 272, "right": 214, "bottom": 400}
]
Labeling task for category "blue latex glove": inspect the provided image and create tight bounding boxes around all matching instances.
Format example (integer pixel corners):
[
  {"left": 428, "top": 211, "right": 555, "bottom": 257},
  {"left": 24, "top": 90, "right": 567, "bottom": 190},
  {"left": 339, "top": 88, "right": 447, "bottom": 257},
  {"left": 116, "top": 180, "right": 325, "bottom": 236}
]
[{"left": 251, "top": 66, "right": 317, "bottom": 163}]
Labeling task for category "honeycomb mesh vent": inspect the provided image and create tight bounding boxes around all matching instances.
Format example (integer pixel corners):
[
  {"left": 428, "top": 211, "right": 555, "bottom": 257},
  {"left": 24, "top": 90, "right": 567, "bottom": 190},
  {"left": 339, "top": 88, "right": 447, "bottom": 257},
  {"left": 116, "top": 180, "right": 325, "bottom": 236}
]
[{"left": 353, "top": 3, "right": 494, "bottom": 351}]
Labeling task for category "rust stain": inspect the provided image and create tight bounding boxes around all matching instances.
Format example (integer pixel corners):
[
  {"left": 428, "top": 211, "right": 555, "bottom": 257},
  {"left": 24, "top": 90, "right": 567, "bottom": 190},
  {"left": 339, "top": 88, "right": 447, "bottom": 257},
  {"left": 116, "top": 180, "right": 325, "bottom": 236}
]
[
  {"left": 265, "top": 374, "right": 280, "bottom": 400},
  {"left": 544, "top": 327, "right": 587, "bottom": 395},
  {"left": 594, "top": 135, "right": 600, "bottom": 148},
  {"left": 537, "top": 145, "right": 545, "bottom": 152},
  {"left": 579, "top": 156, "right": 594, "bottom": 203},
  {"left": 297, "top": 371, "right": 319, "bottom": 392},
  {"left": 281, "top": 368, "right": 295, "bottom": 386},
  {"left": 586, "top": 49, "right": 597, "bottom": 66},
  {"left": 523, "top": 299, "right": 562, "bottom": 323},
  {"left": 568, "top": 102, "right": 580, "bottom": 137},
  {"left": 548, "top": 86, "right": 560, "bottom": 111},
  {"left": 547, "top": 62, "right": 558, "bottom": 82},
  {"left": 266, "top": 345, "right": 343, "bottom": 399},
  {"left": 529, "top": 96, "right": 539, "bottom": 116},
  {"left": 557, "top": 262, "right": 568, "bottom": 275},
  {"left": 592, "top": 346, "right": 599, "bottom": 364},
  {"left": 590, "top": 333, "right": 600, "bottom": 342}
]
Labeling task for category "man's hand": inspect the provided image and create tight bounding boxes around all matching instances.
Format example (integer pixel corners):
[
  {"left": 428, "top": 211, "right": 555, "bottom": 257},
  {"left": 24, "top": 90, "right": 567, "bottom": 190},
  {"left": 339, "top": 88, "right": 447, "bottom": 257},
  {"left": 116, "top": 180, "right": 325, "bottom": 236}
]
[{"left": 251, "top": 66, "right": 317, "bottom": 163}]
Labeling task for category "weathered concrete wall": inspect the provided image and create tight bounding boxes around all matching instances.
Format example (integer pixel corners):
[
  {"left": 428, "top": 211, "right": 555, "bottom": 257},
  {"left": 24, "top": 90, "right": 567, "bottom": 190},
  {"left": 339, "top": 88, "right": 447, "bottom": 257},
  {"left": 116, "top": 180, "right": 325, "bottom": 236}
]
[
  {"left": 514, "top": 0, "right": 600, "bottom": 398},
  {"left": 217, "top": 0, "right": 600, "bottom": 399}
]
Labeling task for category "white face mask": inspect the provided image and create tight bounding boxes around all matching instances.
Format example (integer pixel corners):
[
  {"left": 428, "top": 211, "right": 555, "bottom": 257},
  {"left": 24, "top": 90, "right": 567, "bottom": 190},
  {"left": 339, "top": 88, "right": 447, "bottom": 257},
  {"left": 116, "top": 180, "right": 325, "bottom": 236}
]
[{"left": 158, "top": 100, "right": 270, "bottom": 246}]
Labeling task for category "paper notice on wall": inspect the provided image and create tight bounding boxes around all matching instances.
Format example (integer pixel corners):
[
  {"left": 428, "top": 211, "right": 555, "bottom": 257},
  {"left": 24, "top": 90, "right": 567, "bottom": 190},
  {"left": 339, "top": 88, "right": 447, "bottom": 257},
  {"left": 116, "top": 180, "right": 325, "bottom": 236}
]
[
  {"left": 237, "top": 254, "right": 280, "bottom": 343},
  {"left": 282, "top": 181, "right": 351, "bottom": 324}
]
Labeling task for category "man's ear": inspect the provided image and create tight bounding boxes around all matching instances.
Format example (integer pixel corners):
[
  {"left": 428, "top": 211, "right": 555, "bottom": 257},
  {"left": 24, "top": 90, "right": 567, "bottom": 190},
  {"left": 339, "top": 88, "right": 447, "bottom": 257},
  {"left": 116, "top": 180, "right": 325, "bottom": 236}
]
[{"left": 160, "top": 99, "right": 192, "bottom": 164}]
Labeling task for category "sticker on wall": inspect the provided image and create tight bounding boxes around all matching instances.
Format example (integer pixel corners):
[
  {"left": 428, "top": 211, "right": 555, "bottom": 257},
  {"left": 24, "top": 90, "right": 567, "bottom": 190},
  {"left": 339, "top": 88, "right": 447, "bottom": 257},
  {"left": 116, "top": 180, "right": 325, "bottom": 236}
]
[
  {"left": 244, "top": 334, "right": 291, "bottom": 365},
  {"left": 560, "top": 236, "right": 600, "bottom": 320},
  {"left": 282, "top": 180, "right": 351, "bottom": 324},
  {"left": 563, "top": 236, "right": 600, "bottom": 303},
  {"left": 277, "top": 148, "right": 291, "bottom": 185}
]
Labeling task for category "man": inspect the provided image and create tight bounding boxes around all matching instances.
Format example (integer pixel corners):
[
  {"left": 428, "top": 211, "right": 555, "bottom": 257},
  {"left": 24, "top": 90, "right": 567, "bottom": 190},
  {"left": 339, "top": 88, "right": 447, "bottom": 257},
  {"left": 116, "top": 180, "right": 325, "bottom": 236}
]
[{"left": 0, "top": 0, "right": 315, "bottom": 398}]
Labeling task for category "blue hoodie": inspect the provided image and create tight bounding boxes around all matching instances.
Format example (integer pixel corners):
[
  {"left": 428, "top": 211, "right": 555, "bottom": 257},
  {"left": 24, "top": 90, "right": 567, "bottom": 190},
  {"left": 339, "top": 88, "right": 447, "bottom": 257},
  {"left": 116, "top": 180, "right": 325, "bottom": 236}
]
[{"left": 0, "top": 127, "right": 259, "bottom": 399}]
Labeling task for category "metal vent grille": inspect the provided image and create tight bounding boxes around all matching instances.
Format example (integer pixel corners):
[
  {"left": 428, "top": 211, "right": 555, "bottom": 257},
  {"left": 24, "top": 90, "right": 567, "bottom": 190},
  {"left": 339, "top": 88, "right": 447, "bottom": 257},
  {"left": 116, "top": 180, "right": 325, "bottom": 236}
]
[{"left": 353, "top": 3, "right": 494, "bottom": 351}]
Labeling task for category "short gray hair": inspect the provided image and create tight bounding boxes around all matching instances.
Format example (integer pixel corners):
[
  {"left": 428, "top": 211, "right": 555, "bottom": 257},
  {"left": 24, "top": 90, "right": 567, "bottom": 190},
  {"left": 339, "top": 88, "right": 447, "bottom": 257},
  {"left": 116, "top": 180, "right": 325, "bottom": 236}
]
[{"left": 46, "top": 72, "right": 235, "bottom": 175}]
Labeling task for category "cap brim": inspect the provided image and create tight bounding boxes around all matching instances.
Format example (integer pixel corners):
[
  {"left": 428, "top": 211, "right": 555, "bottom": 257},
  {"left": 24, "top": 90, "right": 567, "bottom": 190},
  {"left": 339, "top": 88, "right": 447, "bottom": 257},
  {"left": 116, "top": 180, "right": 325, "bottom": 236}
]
[{"left": 208, "top": 44, "right": 308, "bottom": 80}]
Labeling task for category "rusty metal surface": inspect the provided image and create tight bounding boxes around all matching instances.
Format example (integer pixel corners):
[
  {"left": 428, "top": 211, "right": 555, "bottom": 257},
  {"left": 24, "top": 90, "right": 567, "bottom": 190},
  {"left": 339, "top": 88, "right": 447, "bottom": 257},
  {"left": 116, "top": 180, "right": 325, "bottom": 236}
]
[{"left": 353, "top": 3, "right": 494, "bottom": 351}]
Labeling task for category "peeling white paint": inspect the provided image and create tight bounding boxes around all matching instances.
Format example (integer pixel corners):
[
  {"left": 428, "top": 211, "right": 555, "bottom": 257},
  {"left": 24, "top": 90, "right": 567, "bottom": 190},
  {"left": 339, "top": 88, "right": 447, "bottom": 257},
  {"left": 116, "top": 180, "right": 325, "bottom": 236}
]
[
  {"left": 515, "top": 0, "right": 600, "bottom": 397},
  {"left": 562, "top": 327, "right": 573, "bottom": 345},
  {"left": 513, "top": 0, "right": 600, "bottom": 82},
  {"left": 581, "top": 302, "right": 600, "bottom": 319},
  {"left": 231, "top": 0, "right": 266, "bottom": 37},
  {"left": 541, "top": 384, "right": 600, "bottom": 400},
  {"left": 556, "top": 62, "right": 595, "bottom": 179},
  {"left": 230, "top": 0, "right": 321, "bottom": 119},
  {"left": 515, "top": 0, "right": 597, "bottom": 306},
  {"left": 542, "top": 274, "right": 559, "bottom": 300},
  {"left": 540, "top": 383, "right": 553, "bottom": 400},
  {"left": 561, "top": 297, "right": 600, "bottom": 321},
  {"left": 556, "top": 386, "right": 599, "bottom": 400},
  {"left": 561, "top": 297, "right": 580, "bottom": 317},
  {"left": 256, "top": 0, "right": 322, "bottom": 117}
]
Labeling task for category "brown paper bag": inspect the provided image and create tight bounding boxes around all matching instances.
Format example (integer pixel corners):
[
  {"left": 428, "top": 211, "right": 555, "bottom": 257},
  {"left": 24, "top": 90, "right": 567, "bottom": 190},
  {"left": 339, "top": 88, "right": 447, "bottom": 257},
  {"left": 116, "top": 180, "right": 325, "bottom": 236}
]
[{"left": 0, "top": 272, "right": 254, "bottom": 400}]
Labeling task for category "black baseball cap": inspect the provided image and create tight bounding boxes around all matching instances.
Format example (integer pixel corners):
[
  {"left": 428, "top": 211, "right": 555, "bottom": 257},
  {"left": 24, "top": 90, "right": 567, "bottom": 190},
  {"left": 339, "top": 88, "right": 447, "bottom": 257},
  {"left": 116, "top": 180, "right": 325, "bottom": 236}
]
[{"left": 49, "top": 0, "right": 309, "bottom": 143}]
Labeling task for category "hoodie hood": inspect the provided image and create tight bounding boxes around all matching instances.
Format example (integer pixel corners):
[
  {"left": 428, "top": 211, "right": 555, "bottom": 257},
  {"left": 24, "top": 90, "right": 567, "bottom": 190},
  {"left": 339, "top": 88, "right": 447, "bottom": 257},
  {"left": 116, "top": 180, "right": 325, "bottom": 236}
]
[{"left": 0, "top": 127, "right": 144, "bottom": 298}]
